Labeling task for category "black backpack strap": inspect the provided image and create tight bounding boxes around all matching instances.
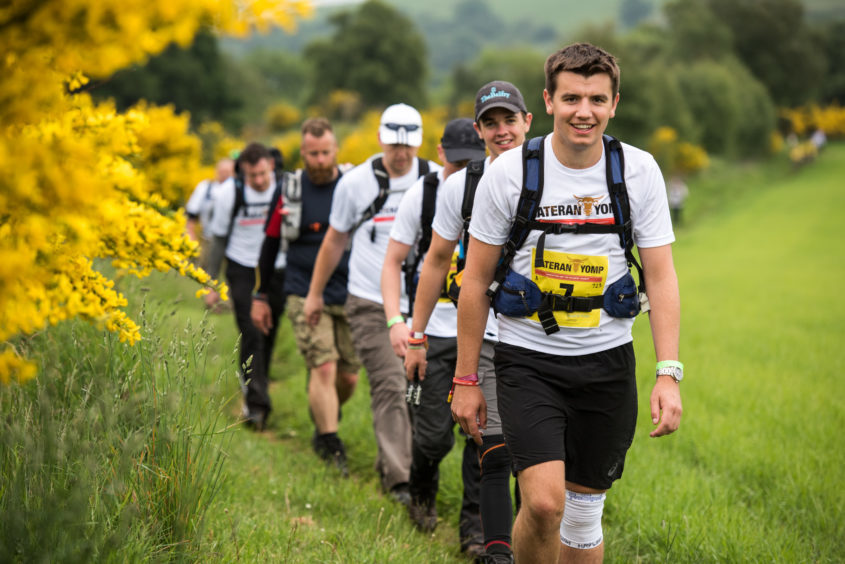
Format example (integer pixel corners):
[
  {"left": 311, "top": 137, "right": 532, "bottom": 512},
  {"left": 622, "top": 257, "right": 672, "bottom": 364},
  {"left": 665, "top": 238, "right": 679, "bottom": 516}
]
[
  {"left": 402, "top": 171, "right": 440, "bottom": 317},
  {"left": 226, "top": 176, "right": 247, "bottom": 244},
  {"left": 417, "top": 158, "right": 430, "bottom": 177},
  {"left": 456, "top": 159, "right": 485, "bottom": 270},
  {"left": 350, "top": 157, "right": 391, "bottom": 242}
]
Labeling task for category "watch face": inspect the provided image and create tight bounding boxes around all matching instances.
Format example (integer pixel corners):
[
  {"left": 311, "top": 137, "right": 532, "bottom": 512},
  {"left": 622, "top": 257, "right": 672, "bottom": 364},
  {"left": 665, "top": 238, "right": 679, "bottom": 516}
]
[{"left": 658, "top": 366, "right": 683, "bottom": 382}]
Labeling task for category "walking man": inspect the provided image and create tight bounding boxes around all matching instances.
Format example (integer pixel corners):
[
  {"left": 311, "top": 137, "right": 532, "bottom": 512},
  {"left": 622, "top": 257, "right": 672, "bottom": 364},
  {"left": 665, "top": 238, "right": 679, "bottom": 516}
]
[
  {"left": 452, "top": 43, "right": 683, "bottom": 563},
  {"left": 304, "top": 104, "right": 440, "bottom": 502},
  {"left": 207, "top": 142, "right": 286, "bottom": 431},
  {"left": 252, "top": 118, "right": 360, "bottom": 473},
  {"left": 381, "top": 117, "right": 488, "bottom": 556},
  {"left": 404, "top": 81, "right": 533, "bottom": 563}
]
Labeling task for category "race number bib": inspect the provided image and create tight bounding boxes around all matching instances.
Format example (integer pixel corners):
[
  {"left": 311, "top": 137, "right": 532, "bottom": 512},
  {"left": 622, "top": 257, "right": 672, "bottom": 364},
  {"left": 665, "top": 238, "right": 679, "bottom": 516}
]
[{"left": 530, "top": 248, "right": 609, "bottom": 328}]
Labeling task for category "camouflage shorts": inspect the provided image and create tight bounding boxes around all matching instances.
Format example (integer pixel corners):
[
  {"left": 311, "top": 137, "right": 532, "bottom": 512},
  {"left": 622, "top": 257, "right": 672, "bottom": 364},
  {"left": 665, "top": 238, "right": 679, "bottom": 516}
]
[{"left": 286, "top": 295, "right": 361, "bottom": 374}]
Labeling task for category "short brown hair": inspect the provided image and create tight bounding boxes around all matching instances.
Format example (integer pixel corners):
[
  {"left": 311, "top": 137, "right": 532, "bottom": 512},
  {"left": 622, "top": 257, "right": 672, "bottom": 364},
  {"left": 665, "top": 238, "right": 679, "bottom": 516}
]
[
  {"left": 301, "top": 117, "right": 333, "bottom": 138},
  {"left": 239, "top": 142, "right": 271, "bottom": 166},
  {"left": 544, "top": 43, "right": 620, "bottom": 98}
]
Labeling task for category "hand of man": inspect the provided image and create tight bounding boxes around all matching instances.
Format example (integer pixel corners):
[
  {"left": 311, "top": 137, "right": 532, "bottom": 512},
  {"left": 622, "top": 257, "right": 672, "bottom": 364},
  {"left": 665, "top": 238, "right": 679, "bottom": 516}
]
[
  {"left": 389, "top": 323, "right": 409, "bottom": 359},
  {"left": 250, "top": 299, "right": 273, "bottom": 336},
  {"left": 303, "top": 292, "right": 323, "bottom": 328},
  {"left": 404, "top": 346, "right": 428, "bottom": 382},
  {"left": 451, "top": 385, "right": 486, "bottom": 445},
  {"left": 649, "top": 376, "right": 683, "bottom": 437},
  {"left": 204, "top": 289, "right": 220, "bottom": 308}
]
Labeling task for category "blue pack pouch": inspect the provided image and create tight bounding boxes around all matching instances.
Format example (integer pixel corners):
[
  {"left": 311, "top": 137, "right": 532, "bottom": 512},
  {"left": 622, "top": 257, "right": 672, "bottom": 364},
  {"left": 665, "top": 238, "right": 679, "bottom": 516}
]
[
  {"left": 602, "top": 272, "right": 640, "bottom": 318},
  {"left": 491, "top": 269, "right": 543, "bottom": 317}
]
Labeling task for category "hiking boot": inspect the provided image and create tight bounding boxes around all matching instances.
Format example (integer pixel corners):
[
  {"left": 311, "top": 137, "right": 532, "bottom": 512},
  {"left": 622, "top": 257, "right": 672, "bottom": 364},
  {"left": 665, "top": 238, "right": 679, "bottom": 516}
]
[
  {"left": 313, "top": 433, "right": 349, "bottom": 477},
  {"left": 408, "top": 497, "right": 437, "bottom": 532},
  {"left": 242, "top": 405, "right": 268, "bottom": 432},
  {"left": 388, "top": 483, "right": 412, "bottom": 507},
  {"left": 462, "top": 543, "right": 485, "bottom": 562},
  {"left": 482, "top": 549, "right": 514, "bottom": 564}
]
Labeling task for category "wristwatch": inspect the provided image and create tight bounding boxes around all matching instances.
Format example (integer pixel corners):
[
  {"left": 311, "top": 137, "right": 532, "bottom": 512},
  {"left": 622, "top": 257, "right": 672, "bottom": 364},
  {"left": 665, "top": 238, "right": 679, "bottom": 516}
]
[{"left": 656, "top": 365, "right": 683, "bottom": 383}]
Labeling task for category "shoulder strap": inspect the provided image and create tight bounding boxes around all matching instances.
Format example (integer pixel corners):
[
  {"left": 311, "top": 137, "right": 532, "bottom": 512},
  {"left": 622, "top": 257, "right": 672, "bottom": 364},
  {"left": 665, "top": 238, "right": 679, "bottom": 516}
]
[
  {"left": 603, "top": 134, "right": 646, "bottom": 297},
  {"left": 227, "top": 176, "right": 247, "bottom": 243},
  {"left": 350, "top": 157, "right": 391, "bottom": 241},
  {"left": 402, "top": 170, "right": 440, "bottom": 317},
  {"left": 418, "top": 171, "right": 440, "bottom": 257},
  {"left": 488, "top": 136, "right": 546, "bottom": 295},
  {"left": 457, "top": 159, "right": 486, "bottom": 267},
  {"left": 417, "top": 158, "right": 430, "bottom": 177}
]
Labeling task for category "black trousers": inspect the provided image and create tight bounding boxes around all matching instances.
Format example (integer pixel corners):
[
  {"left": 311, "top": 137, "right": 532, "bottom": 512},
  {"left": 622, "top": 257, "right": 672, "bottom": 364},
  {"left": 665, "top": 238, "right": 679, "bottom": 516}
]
[{"left": 226, "top": 260, "right": 286, "bottom": 415}]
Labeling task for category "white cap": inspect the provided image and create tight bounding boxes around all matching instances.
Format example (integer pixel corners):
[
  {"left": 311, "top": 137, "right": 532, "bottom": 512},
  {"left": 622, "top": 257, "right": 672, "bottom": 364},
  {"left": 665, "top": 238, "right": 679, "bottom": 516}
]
[{"left": 379, "top": 103, "right": 423, "bottom": 147}]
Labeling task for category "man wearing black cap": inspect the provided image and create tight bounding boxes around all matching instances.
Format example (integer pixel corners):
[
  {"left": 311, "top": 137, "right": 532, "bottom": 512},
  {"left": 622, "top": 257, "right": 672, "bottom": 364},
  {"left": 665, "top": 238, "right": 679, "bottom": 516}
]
[
  {"left": 404, "top": 81, "right": 533, "bottom": 563},
  {"left": 380, "top": 118, "right": 487, "bottom": 552}
]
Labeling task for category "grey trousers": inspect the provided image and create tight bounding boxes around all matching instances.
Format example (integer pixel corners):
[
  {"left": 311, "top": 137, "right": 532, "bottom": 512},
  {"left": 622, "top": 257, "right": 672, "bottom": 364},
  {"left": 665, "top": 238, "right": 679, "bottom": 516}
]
[{"left": 345, "top": 294, "right": 412, "bottom": 491}]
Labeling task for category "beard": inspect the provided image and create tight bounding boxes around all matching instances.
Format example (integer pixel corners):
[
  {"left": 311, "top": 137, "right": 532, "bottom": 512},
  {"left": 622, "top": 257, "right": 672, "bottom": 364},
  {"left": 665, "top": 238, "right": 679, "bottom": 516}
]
[{"left": 306, "top": 163, "right": 336, "bottom": 185}]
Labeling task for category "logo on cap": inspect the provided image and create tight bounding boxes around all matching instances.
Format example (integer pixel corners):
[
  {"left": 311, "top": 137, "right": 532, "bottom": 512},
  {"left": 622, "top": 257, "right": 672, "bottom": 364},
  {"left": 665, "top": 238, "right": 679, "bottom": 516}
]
[{"left": 480, "top": 86, "right": 511, "bottom": 104}]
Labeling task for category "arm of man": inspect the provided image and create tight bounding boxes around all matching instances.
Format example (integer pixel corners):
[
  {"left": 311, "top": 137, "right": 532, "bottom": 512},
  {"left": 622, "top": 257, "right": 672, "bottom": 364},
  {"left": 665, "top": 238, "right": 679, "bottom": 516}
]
[
  {"left": 453, "top": 235, "right": 500, "bottom": 445},
  {"left": 251, "top": 234, "right": 281, "bottom": 335},
  {"left": 304, "top": 226, "right": 349, "bottom": 327},
  {"left": 381, "top": 238, "right": 412, "bottom": 360},
  {"left": 405, "top": 231, "right": 457, "bottom": 381},
  {"left": 639, "top": 244, "right": 683, "bottom": 438}
]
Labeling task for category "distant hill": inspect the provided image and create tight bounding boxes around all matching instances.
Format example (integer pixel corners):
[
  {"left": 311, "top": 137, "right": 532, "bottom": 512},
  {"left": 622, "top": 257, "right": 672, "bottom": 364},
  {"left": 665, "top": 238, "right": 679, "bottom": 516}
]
[{"left": 221, "top": 0, "right": 845, "bottom": 84}]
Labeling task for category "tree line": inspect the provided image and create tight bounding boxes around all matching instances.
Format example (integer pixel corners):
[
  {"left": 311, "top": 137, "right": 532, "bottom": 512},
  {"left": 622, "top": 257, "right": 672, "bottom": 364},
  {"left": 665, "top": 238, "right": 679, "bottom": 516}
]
[{"left": 92, "top": 0, "right": 845, "bottom": 160}]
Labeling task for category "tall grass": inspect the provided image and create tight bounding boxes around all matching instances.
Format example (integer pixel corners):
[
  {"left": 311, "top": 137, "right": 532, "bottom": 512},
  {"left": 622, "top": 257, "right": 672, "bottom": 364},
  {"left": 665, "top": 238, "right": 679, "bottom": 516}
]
[{"left": 0, "top": 302, "right": 232, "bottom": 562}]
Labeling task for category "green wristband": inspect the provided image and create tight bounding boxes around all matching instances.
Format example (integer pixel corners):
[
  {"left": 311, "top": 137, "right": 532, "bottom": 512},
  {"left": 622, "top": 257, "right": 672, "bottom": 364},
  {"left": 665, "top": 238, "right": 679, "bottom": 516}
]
[
  {"left": 655, "top": 360, "right": 684, "bottom": 371},
  {"left": 386, "top": 315, "right": 405, "bottom": 329}
]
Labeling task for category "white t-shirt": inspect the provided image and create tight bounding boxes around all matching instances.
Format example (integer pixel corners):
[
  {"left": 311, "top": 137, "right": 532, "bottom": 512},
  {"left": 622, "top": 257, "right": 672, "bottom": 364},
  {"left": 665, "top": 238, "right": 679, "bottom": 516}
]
[
  {"left": 432, "top": 158, "right": 499, "bottom": 342},
  {"left": 185, "top": 179, "right": 222, "bottom": 239},
  {"left": 389, "top": 170, "right": 456, "bottom": 338},
  {"left": 330, "top": 156, "right": 442, "bottom": 308},
  {"left": 469, "top": 136, "right": 674, "bottom": 356},
  {"left": 209, "top": 176, "right": 285, "bottom": 269}
]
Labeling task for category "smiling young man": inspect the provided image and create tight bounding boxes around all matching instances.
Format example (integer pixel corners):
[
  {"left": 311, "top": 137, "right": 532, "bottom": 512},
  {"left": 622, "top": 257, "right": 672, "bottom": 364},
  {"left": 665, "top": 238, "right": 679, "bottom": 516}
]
[
  {"left": 451, "top": 44, "right": 683, "bottom": 563},
  {"left": 403, "top": 80, "right": 532, "bottom": 563}
]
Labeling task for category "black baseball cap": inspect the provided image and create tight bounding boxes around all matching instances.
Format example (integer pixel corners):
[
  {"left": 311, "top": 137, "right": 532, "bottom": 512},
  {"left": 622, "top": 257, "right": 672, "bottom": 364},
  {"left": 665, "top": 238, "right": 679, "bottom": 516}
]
[
  {"left": 441, "top": 118, "right": 486, "bottom": 163},
  {"left": 474, "top": 80, "right": 528, "bottom": 122}
]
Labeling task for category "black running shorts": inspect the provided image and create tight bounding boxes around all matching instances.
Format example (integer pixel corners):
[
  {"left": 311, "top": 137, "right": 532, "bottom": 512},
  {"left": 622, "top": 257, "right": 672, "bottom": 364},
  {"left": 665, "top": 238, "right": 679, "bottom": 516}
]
[{"left": 494, "top": 341, "right": 637, "bottom": 490}]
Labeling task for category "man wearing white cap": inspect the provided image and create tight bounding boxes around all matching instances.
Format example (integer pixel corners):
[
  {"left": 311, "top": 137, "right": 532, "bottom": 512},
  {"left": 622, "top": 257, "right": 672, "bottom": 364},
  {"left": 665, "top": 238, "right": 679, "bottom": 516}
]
[{"left": 304, "top": 103, "right": 441, "bottom": 503}]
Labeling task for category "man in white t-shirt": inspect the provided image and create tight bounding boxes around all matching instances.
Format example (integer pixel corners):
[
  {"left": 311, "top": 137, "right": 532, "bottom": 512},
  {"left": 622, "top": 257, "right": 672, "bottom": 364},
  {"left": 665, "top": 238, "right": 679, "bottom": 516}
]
[
  {"left": 206, "top": 143, "right": 286, "bottom": 432},
  {"left": 185, "top": 157, "right": 234, "bottom": 270},
  {"left": 304, "top": 104, "right": 440, "bottom": 503},
  {"left": 453, "top": 43, "right": 684, "bottom": 563},
  {"left": 404, "top": 81, "right": 533, "bottom": 564},
  {"left": 380, "top": 117, "right": 487, "bottom": 553}
]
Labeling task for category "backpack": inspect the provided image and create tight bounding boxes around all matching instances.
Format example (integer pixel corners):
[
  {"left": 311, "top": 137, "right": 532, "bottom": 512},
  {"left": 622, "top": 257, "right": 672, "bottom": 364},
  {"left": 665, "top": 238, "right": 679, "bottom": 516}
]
[
  {"left": 227, "top": 173, "right": 283, "bottom": 245},
  {"left": 350, "top": 157, "right": 431, "bottom": 242},
  {"left": 487, "top": 134, "right": 649, "bottom": 335},
  {"left": 446, "top": 158, "right": 485, "bottom": 303},
  {"left": 401, "top": 171, "right": 440, "bottom": 317}
]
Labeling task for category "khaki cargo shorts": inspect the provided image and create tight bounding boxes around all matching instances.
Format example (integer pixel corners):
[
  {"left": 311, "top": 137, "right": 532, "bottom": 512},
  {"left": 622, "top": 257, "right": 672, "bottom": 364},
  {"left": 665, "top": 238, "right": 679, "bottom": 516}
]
[{"left": 286, "top": 295, "right": 361, "bottom": 374}]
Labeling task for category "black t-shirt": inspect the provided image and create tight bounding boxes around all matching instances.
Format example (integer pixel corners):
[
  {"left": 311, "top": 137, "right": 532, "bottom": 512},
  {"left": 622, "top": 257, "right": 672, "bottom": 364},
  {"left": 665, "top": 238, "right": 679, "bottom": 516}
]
[{"left": 284, "top": 170, "right": 349, "bottom": 304}]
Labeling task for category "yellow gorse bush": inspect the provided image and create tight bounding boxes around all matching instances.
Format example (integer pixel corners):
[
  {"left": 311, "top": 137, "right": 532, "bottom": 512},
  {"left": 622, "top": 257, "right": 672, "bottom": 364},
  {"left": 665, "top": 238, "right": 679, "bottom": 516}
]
[
  {"left": 0, "top": 0, "right": 311, "bottom": 383},
  {"left": 780, "top": 103, "right": 845, "bottom": 139}
]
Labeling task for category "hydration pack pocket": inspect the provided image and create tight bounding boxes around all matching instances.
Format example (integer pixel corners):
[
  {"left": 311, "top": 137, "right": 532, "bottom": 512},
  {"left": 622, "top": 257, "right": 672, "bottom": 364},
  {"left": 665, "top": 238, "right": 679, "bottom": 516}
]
[
  {"left": 602, "top": 272, "right": 640, "bottom": 318},
  {"left": 491, "top": 269, "right": 544, "bottom": 317}
]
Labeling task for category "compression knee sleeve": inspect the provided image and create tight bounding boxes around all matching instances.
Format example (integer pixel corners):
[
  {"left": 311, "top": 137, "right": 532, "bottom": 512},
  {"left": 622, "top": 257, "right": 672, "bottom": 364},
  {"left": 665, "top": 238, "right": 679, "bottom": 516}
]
[
  {"left": 559, "top": 490, "right": 606, "bottom": 550},
  {"left": 480, "top": 435, "right": 512, "bottom": 545}
]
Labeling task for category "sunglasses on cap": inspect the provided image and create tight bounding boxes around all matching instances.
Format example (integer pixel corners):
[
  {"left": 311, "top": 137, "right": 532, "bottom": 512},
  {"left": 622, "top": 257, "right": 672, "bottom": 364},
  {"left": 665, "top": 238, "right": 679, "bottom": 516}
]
[{"left": 382, "top": 123, "right": 420, "bottom": 132}]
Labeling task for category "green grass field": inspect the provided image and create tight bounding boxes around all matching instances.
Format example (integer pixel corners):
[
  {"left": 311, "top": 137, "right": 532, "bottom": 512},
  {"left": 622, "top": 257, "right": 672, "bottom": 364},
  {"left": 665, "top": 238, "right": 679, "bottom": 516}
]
[{"left": 2, "top": 144, "right": 844, "bottom": 562}]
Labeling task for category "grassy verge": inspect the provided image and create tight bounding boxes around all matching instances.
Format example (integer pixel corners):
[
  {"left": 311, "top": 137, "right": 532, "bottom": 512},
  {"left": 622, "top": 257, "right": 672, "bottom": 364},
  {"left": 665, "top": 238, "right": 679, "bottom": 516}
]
[{"left": 2, "top": 144, "right": 843, "bottom": 562}]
